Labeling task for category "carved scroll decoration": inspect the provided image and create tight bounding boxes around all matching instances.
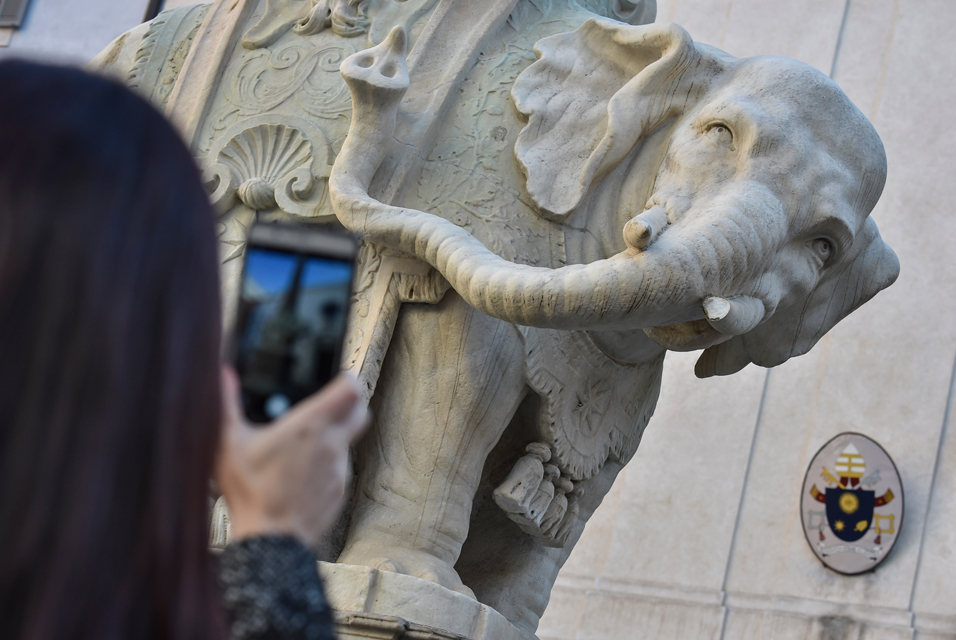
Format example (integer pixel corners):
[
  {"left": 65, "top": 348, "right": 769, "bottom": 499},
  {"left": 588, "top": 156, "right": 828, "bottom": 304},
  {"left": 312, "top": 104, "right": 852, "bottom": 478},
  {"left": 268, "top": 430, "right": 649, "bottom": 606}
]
[
  {"left": 224, "top": 45, "right": 353, "bottom": 118},
  {"left": 199, "top": 43, "right": 354, "bottom": 158}
]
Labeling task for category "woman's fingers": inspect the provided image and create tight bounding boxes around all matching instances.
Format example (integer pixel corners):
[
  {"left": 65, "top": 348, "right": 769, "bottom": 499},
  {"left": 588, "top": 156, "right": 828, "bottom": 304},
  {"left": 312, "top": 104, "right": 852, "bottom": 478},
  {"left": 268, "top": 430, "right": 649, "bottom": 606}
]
[
  {"left": 286, "top": 372, "right": 362, "bottom": 425},
  {"left": 337, "top": 399, "right": 370, "bottom": 442},
  {"left": 216, "top": 369, "right": 370, "bottom": 544},
  {"left": 216, "top": 367, "right": 244, "bottom": 483},
  {"left": 216, "top": 367, "right": 368, "bottom": 543},
  {"left": 274, "top": 372, "right": 368, "bottom": 444},
  {"left": 219, "top": 366, "right": 245, "bottom": 431}
]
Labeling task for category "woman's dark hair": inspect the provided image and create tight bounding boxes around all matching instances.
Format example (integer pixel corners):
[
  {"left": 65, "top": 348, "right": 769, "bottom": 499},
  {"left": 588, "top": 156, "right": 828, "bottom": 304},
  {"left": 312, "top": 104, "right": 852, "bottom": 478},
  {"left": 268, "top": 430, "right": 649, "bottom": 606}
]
[{"left": 0, "top": 61, "right": 227, "bottom": 640}]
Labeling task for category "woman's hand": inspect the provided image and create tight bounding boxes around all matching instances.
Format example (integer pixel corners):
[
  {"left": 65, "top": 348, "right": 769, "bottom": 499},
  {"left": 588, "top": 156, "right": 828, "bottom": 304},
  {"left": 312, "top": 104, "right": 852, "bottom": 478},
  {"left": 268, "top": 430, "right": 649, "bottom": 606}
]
[{"left": 216, "top": 367, "right": 369, "bottom": 545}]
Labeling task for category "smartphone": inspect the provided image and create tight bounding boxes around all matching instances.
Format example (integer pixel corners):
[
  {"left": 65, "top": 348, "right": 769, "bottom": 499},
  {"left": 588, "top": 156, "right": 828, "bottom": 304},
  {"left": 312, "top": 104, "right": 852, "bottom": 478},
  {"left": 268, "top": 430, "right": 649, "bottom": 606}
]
[{"left": 232, "top": 223, "right": 358, "bottom": 423}]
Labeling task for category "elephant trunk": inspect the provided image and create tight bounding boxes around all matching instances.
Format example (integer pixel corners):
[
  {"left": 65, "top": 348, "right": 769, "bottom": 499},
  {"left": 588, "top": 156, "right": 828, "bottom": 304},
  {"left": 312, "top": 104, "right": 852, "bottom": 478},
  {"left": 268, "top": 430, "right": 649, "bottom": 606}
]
[
  {"left": 330, "top": 27, "right": 726, "bottom": 331},
  {"left": 335, "top": 185, "right": 703, "bottom": 330}
]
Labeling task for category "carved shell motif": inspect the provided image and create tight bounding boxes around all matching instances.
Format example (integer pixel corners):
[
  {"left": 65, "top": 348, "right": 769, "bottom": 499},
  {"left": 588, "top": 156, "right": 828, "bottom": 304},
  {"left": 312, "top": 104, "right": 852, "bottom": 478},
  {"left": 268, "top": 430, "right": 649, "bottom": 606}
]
[
  {"left": 224, "top": 124, "right": 311, "bottom": 209},
  {"left": 202, "top": 116, "right": 333, "bottom": 218}
]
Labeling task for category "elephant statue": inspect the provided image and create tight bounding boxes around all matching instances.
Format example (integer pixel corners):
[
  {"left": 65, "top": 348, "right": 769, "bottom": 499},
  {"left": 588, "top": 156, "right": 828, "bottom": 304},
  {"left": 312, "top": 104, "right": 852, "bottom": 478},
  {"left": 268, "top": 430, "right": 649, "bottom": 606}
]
[
  {"left": 91, "top": 1, "right": 897, "bottom": 636},
  {"left": 327, "top": 19, "right": 898, "bottom": 634}
]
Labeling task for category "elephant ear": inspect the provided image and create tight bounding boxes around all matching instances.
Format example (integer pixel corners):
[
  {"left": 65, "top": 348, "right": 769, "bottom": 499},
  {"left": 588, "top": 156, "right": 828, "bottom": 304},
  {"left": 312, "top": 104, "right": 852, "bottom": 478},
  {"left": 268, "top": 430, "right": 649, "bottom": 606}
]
[
  {"left": 512, "top": 19, "right": 699, "bottom": 220},
  {"left": 696, "top": 217, "right": 900, "bottom": 378}
]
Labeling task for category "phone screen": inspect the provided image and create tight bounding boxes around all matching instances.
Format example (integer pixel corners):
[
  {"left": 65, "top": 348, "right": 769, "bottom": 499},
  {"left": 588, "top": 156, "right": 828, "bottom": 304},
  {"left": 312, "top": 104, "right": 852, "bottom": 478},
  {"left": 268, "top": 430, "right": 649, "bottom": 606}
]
[{"left": 234, "top": 245, "right": 354, "bottom": 423}]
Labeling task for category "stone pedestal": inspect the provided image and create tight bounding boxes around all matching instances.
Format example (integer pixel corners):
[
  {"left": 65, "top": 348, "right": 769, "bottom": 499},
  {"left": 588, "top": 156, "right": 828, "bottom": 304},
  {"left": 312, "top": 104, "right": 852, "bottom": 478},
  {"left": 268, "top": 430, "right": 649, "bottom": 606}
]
[{"left": 320, "top": 563, "right": 536, "bottom": 640}]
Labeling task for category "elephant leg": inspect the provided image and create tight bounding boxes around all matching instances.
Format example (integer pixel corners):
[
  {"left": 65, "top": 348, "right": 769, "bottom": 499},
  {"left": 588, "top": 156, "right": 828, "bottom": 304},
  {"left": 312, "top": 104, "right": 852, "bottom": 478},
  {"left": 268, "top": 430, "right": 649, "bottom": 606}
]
[
  {"left": 337, "top": 291, "right": 527, "bottom": 598},
  {"left": 457, "top": 437, "right": 624, "bottom": 634}
]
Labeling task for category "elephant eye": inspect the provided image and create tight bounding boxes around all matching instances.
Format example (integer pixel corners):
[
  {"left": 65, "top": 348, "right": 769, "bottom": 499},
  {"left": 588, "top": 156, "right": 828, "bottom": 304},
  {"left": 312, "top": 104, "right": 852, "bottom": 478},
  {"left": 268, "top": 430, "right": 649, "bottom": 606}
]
[
  {"left": 706, "top": 124, "right": 734, "bottom": 147},
  {"left": 810, "top": 238, "right": 833, "bottom": 262}
]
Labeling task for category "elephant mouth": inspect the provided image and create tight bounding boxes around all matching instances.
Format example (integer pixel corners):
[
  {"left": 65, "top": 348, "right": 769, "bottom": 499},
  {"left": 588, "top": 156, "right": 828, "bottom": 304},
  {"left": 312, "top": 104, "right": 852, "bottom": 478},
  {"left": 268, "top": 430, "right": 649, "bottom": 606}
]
[
  {"left": 643, "top": 318, "right": 730, "bottom": 352},
  {"left": 644, "top": 294, "right": 768, "bottom": 351}
]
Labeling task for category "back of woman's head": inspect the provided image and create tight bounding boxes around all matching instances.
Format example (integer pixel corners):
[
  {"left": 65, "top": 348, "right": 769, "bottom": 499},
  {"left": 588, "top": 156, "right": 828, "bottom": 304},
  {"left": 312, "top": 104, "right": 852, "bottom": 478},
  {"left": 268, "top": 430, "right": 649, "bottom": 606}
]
[{"left": 0, "top": 61, "right": 226, "bottom": 640}]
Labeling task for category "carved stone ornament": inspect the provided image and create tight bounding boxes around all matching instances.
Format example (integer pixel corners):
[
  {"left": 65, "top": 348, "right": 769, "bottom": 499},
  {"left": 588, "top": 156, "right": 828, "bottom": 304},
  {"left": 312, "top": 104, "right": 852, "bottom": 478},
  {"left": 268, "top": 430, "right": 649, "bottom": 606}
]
[
  {"left": 520, "top": 328, "right": 662, "bottom": 481},
  {"left": 201, "top": 114, "right": 333, "bottom": 217},
  {"left": 91, "top": 0, "right": 900, "bottom": 637}
]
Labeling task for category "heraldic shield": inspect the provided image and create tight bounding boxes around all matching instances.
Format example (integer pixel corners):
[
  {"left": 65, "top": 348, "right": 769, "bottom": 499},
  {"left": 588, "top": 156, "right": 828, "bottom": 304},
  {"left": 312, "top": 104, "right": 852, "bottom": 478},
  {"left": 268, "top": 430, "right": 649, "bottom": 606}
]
[{"left": 826, "top": 489, "right": 875, "bottom": 542}]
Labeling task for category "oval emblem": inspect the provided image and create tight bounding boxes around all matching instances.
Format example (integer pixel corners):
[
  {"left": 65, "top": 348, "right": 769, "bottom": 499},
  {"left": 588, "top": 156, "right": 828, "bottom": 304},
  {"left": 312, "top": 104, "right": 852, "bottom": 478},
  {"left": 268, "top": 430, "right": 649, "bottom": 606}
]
[{"left": 800, "top": 432, "right": 904, "bottom": 574}]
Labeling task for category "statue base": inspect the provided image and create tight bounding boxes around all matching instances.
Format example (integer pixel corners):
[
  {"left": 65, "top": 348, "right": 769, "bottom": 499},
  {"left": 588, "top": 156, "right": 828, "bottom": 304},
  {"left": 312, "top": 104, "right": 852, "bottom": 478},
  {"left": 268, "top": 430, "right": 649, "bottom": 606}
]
[{"left": 320, "top": 563, "right": 537, "bottom": 640}]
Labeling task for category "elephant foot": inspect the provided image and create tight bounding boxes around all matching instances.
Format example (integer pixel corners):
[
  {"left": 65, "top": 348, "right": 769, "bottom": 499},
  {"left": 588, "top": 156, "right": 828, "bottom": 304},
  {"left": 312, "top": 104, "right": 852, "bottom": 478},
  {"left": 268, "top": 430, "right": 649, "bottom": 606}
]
[{"left": 338, "top": 541, "right": 476, "bottom": 600}]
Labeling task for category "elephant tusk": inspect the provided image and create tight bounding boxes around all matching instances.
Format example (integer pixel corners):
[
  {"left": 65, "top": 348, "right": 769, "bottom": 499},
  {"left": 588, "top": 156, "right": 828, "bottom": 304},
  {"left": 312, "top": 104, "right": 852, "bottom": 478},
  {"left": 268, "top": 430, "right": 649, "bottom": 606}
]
[
  {"left": 703, "top": 295, "right": 765, "bottom": 336},
  {"left": 623, "top": 205, "right": 668, "bottom": 250}
]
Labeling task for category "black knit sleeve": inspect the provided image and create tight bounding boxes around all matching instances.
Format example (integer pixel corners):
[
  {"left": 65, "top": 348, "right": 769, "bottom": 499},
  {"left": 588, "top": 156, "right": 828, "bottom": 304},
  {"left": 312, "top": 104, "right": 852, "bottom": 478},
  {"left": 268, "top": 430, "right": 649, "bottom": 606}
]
[{"left": 217, "top": 536, "right": 336, "bottom": 640}]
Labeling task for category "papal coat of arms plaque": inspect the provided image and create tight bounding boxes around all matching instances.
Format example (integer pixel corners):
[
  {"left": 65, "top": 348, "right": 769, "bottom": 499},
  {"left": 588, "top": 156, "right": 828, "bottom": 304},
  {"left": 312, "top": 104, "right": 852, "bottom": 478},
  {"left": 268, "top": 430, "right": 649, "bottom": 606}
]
[{"left": 801, "top": 433, "right": 904, "bottom": 574}]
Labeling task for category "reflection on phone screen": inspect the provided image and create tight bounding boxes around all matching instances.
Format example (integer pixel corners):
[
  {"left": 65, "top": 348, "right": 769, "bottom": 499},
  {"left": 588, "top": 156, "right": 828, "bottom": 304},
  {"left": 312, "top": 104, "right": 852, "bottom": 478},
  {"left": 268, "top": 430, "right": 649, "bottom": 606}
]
[{"left": 235, "top": 247, "right": 353, "bottom": 422}]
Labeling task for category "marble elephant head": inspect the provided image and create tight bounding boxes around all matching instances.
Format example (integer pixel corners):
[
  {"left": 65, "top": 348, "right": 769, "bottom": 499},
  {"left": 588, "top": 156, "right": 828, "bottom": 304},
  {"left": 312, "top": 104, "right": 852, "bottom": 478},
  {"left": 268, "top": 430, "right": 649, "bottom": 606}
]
[
  {"left": 511, "top": 19, "right": 899, "bottom": 376},
  {"left": 329, "top": 20, "right": 899, "bottom": 376}
]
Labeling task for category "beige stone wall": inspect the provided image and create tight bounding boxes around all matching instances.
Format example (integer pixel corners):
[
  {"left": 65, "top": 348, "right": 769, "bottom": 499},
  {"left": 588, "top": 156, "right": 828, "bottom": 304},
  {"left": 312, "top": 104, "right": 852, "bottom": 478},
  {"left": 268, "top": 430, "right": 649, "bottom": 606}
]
[{"left": 537, "top": 1, "right": 956, "bottom": 638}]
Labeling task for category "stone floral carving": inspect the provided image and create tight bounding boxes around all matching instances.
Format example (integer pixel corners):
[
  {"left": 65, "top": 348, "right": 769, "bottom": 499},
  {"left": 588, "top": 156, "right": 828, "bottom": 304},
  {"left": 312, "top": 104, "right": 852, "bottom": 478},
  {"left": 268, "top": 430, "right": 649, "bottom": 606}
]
[
  {"left": 198, "top": 43, "right": 354, "bottom": 162},
  {"left": 92, "top": 1, "right": 899, "bottom": 638},
  {"left": 222, "top": 45, "right": 353, "bottom": 118}
]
